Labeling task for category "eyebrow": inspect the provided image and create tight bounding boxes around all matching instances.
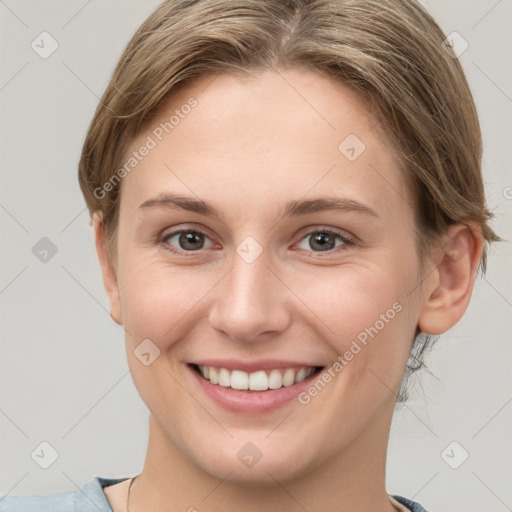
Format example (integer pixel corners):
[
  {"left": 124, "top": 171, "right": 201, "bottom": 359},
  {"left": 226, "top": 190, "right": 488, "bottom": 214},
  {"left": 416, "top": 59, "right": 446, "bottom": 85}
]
[{"left": 137, "top": 193, "right": 379, "bottom": 219}]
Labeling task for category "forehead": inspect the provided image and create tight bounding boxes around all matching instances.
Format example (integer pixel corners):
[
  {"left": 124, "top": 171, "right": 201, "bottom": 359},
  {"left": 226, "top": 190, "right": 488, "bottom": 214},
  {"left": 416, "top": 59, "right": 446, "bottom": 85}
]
[{"left": 119, "top": 68, "right": 412, "bottom": 221}]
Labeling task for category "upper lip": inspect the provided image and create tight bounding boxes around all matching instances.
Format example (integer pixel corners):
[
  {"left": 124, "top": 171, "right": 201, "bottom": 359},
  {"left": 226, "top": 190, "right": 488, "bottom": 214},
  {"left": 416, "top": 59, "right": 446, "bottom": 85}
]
[{"left": 188, "top": 359, "right": 323, "bottom": 373}]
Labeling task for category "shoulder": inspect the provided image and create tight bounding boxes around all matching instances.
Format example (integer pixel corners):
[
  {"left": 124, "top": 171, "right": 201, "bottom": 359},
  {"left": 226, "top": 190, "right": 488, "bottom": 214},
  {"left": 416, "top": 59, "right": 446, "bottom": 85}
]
[
  {"left": 391, "top": 494, "right": 431, "bottom": 512},
  {"left": 0, "top": 476, "right": 130, "bottom": 512}
]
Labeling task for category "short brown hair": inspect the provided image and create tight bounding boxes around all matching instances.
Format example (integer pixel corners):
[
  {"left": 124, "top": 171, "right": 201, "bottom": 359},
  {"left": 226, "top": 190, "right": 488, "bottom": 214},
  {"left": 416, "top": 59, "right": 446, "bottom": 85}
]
[{"left": 78, "top": 0, "right": 500, "bottom": 401}]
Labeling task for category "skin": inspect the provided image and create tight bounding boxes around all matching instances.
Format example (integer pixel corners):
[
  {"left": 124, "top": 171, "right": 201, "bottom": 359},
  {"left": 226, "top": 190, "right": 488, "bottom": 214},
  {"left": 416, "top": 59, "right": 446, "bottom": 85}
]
[{"left": 95, "top": 68, "right": 483, "bottom": 512}]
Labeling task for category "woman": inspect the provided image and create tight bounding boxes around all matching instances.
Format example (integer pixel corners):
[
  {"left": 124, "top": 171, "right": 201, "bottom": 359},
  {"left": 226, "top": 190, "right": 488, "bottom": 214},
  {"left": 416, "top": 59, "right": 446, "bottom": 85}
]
[{"left": 0, "top": 0, "right": 500, "bottom": 511}]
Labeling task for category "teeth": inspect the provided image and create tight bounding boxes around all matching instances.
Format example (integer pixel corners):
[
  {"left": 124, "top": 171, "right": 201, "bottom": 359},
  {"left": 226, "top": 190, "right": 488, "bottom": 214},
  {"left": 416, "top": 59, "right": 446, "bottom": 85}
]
[
  {"left": 218, "top": 368, "right": 231, "bottom": 387},
  {"left": 231, "top": 370, "right": 249, "bottom": 390},
  {"left": 197, "top": 365, "right": 317, "bottom": 391},
  {"left": 209, "top": 367, "right": 219, "bottom": 384},
  {"left": 268, "top": 369, "right": 282, "bottom": 389},
  {"left": 294, "top": 367, "right": 307, "bottom": 383},
  {"left": 249, "top": 371, "right": 268, "bottom": 391},
  {"left": 282, "top": 368, "right": 295, "bottom": 387}
]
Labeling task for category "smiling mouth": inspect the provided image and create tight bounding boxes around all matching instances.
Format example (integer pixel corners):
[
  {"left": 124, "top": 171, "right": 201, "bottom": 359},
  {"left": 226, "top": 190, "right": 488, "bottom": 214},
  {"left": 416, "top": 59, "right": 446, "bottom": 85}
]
[{"left": 189, "top": 363, "right": 324, "bottom": 392}]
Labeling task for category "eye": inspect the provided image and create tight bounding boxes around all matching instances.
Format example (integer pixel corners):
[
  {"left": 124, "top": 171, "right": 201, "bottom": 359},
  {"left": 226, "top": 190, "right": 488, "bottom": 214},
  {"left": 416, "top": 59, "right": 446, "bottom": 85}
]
[
  {"left": 159, "top": 226, "right": 354, "bottom": 256},
  {"left": 161, "top": 229, "right": 215, "bottom": 254},
  {"left": 295, "top": 229, "right": 354, "bottom": 253}
]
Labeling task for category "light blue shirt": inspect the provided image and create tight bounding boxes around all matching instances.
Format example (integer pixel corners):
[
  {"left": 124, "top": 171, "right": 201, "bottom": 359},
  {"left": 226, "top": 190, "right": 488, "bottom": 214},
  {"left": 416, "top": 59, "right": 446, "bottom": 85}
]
[{"left": 0, "top": 475, "right": 429, "bottom": 511}]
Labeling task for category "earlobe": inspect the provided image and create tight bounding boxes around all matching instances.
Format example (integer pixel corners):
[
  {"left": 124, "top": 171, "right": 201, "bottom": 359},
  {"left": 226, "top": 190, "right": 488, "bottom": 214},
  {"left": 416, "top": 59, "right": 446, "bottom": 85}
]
[
  {"left": 92, "top": 212, "right": 123, "bottom": 325},
  {"left": 417, "top": 223, "right": 483, "bottom": 335}
]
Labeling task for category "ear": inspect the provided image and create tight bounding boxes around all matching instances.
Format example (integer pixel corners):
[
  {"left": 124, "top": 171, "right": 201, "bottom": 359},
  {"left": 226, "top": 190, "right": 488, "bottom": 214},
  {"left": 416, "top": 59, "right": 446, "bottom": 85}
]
[
  {"left": 92, "top": 212, "right": 123, "bottom": 325},
  {"left": 417, "top": 222, "right": 484, "bottom": 335}
]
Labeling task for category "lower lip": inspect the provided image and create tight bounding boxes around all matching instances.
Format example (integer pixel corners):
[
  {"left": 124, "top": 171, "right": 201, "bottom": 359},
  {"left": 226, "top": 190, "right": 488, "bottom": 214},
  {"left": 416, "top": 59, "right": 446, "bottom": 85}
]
[{"left": 187, "top": 364, "right": 322, "bottom": 414}]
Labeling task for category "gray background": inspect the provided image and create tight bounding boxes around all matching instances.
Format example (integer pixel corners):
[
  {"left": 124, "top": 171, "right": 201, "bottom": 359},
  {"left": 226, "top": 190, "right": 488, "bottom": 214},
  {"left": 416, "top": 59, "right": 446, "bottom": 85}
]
[{"left": 0, "top": 1, "right": 511, "bottom": 511}]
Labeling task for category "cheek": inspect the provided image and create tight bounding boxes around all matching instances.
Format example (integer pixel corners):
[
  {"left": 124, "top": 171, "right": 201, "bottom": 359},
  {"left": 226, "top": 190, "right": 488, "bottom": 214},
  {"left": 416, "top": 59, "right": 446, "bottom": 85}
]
[
  {"left": 117, "top": 257, "right": 220, "bottom": 349},
  {"left": 291, "top": 264, "right": 406, "bottom": 344},
  {"left": 118, "top": 254, "right": 414, "bottom": 356},
  {"left": 287, "top": 262, "right": 416, "bottom": 406}
]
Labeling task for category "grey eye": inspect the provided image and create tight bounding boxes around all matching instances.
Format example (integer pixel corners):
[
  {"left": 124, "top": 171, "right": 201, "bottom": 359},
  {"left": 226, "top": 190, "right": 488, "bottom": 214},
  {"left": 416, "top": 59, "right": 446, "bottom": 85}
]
[
  {"left": 296, "top": 231, "right": 348, "bottom": 252},
  {"left": 164, "top": 230, "right": 213, "bottom": 252}
]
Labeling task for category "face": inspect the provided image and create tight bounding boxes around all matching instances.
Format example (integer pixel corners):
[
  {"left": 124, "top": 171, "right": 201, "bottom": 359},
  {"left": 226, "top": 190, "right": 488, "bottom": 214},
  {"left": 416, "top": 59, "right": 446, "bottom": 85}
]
[{"left": 99, "top": 68, "right": 430, "bottom": 484}]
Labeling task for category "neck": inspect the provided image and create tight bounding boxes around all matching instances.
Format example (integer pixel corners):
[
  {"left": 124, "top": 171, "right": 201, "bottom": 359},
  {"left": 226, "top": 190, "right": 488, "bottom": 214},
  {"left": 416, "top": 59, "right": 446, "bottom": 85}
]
[{"left": 129, "top": 401, "right": 398, "bottom": 512}]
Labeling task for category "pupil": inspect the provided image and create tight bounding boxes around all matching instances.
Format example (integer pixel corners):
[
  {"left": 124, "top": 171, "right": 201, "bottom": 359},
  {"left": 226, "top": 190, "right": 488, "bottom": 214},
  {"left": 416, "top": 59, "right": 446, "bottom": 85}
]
[
  {"left": 180, "top": 231, "right": 202, "bottom": 250},
  {"left": 311, "top": 232, "right": 333, "bottom": 251}
]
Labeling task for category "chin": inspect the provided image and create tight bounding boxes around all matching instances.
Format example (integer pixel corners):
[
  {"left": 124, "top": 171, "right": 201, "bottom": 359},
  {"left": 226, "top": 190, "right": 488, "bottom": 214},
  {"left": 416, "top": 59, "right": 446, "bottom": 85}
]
[
  {"left": 206, "top": 462, "right": 303, "bottom": 487},
  {"left": 193, "top": 444, "right": 319, "bottom": 487}
]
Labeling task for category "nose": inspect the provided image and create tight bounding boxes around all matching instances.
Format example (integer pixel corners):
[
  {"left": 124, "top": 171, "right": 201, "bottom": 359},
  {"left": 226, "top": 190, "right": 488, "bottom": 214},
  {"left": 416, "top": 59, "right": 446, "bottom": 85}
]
[{"left": 207, "top": 246, "right": 291, "bottom": 343}]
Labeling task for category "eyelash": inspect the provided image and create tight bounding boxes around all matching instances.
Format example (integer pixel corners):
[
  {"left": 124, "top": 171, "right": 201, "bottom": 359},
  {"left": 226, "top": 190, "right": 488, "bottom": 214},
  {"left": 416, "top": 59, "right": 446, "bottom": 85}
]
[{"left": 158, "top": 227, "right": 356, "bottom": 257}]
